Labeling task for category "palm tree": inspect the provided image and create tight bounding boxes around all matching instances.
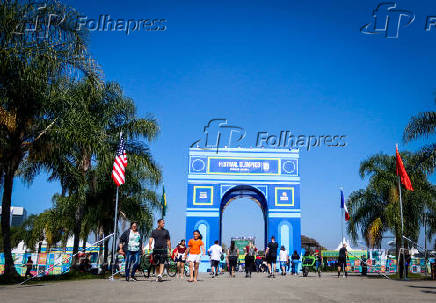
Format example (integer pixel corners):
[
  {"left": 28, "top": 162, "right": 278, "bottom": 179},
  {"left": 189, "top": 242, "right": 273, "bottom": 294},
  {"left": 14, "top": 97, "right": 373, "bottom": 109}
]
[
  {"left": 23, "top": 78, "right": 161, "bottom": 259},
  {"left": 347, "top": 152, "right": 436, "bottom": 258},
  {"left": 403, "top": 99, "right": 436, "bottom": 174},
  {"left": 0, "top": 0, "right": 98, "bottom": 279},
  {"left": 403, "top": 98, "right": 436, "bottom": 249}
]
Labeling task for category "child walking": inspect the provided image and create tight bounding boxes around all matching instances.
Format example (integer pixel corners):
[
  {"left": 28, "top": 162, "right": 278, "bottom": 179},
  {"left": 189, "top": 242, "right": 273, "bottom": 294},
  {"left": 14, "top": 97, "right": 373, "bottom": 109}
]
[{"left": 186, "top": 230, "right": 205, "bottom": 282}]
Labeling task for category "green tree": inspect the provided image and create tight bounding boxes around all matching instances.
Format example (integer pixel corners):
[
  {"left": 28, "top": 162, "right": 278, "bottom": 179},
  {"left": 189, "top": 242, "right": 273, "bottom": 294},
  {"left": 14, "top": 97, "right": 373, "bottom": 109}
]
[
  {"left": 403, "top": 99, "right": 436, "bottom": 174},
  {"left": 23, "top": 78, "right": 161, "bottom": 258},
  {"left": 0, "top": 0, "right": 97, "bottom": 279},
  {"left": 403, "top": 98, "right": 436, "bottom": 245},
  {"left": 347, "top": 152, "right": 435, "bottom": 257}
]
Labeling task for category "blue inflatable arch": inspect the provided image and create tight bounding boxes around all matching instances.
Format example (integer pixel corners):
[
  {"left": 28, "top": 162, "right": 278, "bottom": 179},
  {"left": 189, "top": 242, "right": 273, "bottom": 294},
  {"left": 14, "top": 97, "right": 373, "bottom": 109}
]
[{"left": 185, "top": 148, "right": 301, "bottom": 271}]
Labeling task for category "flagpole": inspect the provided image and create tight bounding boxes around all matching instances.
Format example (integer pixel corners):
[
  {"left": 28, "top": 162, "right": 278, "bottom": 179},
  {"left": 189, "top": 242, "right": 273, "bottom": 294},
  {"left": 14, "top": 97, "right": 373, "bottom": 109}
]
[
  {"left": 110, "top": 186, "right": 119, "bottom": 280},
  {"left": 341, "top": 207, "right": 344, "bottom": 245},
  {"left": 396, "top": 144, "right": 406, "bottom": 281},
  {"left": 110, "top": 132, "right": 122, "bottom": 280},
  {"left": 398, "top": 175, "right": 406, "bottom": 280},
  {"left": 340, "top": 188, "right": 344, "bottom": 245}
]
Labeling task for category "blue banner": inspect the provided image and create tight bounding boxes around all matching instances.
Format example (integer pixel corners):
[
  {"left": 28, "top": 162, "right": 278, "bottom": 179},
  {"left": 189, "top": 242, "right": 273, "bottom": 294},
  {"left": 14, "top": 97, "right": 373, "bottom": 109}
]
[{"left": 207, "top": 157, "right": 280, "bottom": 175}]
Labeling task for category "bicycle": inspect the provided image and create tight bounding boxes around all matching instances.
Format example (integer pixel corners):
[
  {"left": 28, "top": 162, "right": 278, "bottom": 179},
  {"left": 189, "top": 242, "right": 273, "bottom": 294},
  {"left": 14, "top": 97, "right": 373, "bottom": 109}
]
[
  {"left": 139, "top": 254, "right": 154, "bottom": 278},
  {"left": 301, "top": 256, "right": 316, "bottom": 277},
  {"left": 140, "top": 252, "right": 177, "bottom": 278},
  {"left": 184, "top": 262, "right": 190, "bottom": 277}
]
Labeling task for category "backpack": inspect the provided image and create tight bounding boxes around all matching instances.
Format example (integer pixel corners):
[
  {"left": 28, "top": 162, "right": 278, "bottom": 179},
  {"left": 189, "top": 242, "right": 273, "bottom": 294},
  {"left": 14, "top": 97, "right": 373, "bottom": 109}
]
[{"left": 171, "top": 248, "right": 178, "bottom": 260}]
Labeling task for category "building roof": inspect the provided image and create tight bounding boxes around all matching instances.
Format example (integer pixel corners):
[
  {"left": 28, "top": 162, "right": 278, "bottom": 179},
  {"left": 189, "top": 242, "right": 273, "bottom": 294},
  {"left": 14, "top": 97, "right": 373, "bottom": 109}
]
[
  {"left": 301, "top": 235, "right": 326, "bottom": 250},
  {"left": 0, "top": 206, "right": 25, "bottom": 216}
]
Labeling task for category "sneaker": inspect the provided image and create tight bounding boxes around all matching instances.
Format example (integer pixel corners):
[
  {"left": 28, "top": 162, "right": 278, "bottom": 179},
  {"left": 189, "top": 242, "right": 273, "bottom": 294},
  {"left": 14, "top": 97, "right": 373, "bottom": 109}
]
[
  {"left": 131, "top": 277, "right": 137, "bottom": 281},
  {"left": 158, "top": 275, "right": 163, "bottom": 282}
]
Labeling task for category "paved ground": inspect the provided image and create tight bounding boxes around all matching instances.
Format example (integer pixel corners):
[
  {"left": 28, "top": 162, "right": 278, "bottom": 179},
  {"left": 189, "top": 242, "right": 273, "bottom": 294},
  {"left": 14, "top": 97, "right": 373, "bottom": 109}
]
[{"left": 2, "top": 272, "right": 436, "bottom": 302}]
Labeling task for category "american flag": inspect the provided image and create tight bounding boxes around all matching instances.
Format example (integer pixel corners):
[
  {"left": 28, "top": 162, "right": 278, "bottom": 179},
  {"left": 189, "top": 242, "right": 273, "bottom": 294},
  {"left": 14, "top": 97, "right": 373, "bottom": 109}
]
[{"left": 112, "top": 136, "right": 128, "bottom": 186}]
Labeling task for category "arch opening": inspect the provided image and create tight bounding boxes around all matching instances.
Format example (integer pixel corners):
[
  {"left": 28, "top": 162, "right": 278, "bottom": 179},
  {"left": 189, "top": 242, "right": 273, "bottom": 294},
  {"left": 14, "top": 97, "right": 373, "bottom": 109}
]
[{"left": 219, "top": 185, "right": 268, "bottom": 248}]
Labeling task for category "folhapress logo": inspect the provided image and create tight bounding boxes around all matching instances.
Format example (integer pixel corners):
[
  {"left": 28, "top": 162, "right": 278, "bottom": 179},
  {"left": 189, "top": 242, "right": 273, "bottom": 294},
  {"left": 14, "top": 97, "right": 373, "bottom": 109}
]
[
  {"left": 190, "top": 119, "right": 246, "bottom": 151},
  {"left": 361, "top": 2, "right": 415, "bottom": 38},
  {"left": 191, "top": 119, "right": 347, "bottom": 152}
]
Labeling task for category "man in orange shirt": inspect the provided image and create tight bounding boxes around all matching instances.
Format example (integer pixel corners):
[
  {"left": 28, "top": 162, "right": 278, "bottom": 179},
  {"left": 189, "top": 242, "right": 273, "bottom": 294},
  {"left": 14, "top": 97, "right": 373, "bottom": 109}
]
[{"left": 186, "top": 230, "right": 205, "bottom": 282}]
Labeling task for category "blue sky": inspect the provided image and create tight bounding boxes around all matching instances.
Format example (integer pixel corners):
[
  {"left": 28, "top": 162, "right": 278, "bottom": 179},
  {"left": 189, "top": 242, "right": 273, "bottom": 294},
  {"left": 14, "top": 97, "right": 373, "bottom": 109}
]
[{"left": 10, "top": 0, "right": 436, "bottom": 249}]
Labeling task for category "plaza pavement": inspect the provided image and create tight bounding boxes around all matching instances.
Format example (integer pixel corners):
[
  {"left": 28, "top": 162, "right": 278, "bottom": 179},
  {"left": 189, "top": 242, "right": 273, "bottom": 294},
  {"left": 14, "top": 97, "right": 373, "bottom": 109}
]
[{"left": 2, "top": 272, "right": 436, "bottom": 303}]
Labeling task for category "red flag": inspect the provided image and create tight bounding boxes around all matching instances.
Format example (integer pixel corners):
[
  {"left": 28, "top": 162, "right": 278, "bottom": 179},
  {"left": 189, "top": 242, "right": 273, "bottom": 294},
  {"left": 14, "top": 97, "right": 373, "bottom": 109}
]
[{"left": 396, "top": 145, "right": 413, "bottom": 191}]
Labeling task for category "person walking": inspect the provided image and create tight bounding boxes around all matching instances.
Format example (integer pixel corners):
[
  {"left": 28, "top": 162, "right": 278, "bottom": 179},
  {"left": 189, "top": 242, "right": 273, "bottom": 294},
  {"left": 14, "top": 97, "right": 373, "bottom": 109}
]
[
  {"left": 119, "top": 222, "right": 143, "bottom": 281},
  {"left": 405, "top": 249, "right": 411, "bottom": 280},
  {"left": 25, "top": 256, "right": 33, "bottom": 279},
  {"left": 227, "top": 241, "right": 239, "bottom": 278},
  {"left": 337, "top": 243, "right": 348, "bottom": 278},
  {"left": 279, "top": 246, "right": 289, "bottom": 276},
  {"left": 265, "top": 236, "right": 278, "bottom": 278},
  {"left": 175, "top": 240, "right": 186, "bottom": 279},
  {"left": 220, "top": 250, "right": 227, "bottom": 273},
  {"left": 291, "top": 250, "right": 300, "bottom": 275},
  {"left": 286, "top": 256, "right": 291, "bottom": 272},
  {"left": 400, "top": 249, "right": 411, "bottom": 280},
  {"left": 149, "top": 218, "right": 171, "bottom": 282},
  {"left": 186, "top": 230, "right": 205, "bottom": 282},
  {"left": 208, "top": 240, "right": 223, "bottom": 277},
  {"left": 244, "top": 242, "right": 257, "bottom": 278},
  {"left": 314, "top": 249, "right": 322, "bottom": 277}
]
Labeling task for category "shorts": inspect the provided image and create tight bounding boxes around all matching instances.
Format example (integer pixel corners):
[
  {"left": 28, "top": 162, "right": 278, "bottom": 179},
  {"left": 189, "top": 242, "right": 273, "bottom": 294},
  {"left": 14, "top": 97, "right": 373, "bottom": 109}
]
[
  {"left": 267, "top": 255, "right": 277, "bottom": 264},
  {"left": 175, "top": 255, "right": 185, "bottom": 263},
  {"left": 280, "top": 261, "right": 287, "bottom": 267},
  {"left": 187, "top": 254, "right": 201, "bottom": 263},
  {"left": 211, "top": 260, "right": 219, "bottom": 268},
  {"left": 338, "top": 259, "right": 346, "bottom": 268},
  {"left": 152, "top": 250, "right": 168, "bottom": 265},
  {"left": 228, "top": 256, "right": 238, "bottom": 268}
]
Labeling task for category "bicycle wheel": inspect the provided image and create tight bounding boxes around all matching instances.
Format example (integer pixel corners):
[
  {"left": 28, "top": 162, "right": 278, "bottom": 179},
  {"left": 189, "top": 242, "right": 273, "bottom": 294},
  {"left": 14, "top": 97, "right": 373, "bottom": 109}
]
[
  {"left": 166, "top": 261, "right": 177, "bottom": 277},
  {"left": 184, "top": 265, "right": 190, "bottom": 277}
]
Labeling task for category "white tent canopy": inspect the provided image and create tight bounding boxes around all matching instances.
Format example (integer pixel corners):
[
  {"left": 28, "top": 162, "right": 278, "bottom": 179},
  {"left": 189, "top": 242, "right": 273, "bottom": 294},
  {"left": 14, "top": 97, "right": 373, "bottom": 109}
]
[{"left": 335, "top": 238, "right": 355, "bottom": 251}]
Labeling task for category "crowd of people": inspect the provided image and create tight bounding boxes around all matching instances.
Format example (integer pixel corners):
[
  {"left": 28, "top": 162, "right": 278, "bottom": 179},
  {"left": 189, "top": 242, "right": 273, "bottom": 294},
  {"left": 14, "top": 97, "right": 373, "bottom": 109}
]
[{"left": 117, "top": 219, "right": 335, "bottom": 283}]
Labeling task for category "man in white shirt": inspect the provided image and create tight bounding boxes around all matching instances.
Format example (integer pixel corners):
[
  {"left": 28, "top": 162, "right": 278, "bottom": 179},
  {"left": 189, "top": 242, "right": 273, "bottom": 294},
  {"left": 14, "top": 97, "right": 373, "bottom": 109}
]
[{"left": 208, "top": 240, "right": 223, "bottom": 277}]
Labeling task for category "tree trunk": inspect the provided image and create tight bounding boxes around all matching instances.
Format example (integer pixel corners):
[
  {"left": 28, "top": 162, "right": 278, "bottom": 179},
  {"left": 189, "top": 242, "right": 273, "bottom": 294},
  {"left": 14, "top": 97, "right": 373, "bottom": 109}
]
[
  {"left": 82, "top": 234, "right": 88, "bottom": 252},
  {"left": 73, "top": 152, "right": 90, "bottom": 257},
  {"left": 103, "top": 235, "right": 109, "bottom": 264},
  {"left": 72, "top": 205, "right": 83, "bottom": 255},
  {"left": 1, "top": 162, "right": 19, "bottom": 280},
  {"left": 395, "top": 229, "right": 401, "bottom": 274}
]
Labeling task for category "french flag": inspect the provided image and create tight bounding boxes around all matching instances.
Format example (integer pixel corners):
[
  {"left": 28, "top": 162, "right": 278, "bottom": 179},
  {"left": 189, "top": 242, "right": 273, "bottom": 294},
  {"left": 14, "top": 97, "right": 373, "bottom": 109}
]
[{"left": 341, "top": 189, "right": 350, "bottom": 221}]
